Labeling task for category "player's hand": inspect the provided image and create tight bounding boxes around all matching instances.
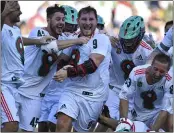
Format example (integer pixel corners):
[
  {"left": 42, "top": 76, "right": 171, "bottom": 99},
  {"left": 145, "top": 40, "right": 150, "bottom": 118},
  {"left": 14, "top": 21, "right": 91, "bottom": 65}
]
[
  {"left": 77, "top": 36, "right": 90, "bottom": 44},
  {"left": 38, "top": 36, "right": 56, "bottom": 45},
  {"left": 101, "top": 105, "right": 111, "bottom": 118},
  {"left": 53, "top": 65, "right": 73, "bottom": 82},
  {"left": 98, "top": 105, "right": 110, "bottom": 125},
  {"left": 109, "top": 36, "right": 119, "bottom": 48},
  {"left": 115, "top": 118, "right": 135, "bottom": 132},
  {"left": 41, "top": 40, "right": 59, "bottom": 54},
  {"left": 2, "top": 1, "right": 18, "bottom": 16},
  {"left": 98, "top": 114, "right": 106, "bottom": 124}
]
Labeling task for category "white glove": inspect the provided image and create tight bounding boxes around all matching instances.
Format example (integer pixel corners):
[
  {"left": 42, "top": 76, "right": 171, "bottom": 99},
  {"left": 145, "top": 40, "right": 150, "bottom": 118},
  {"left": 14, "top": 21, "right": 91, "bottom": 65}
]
[
  {"left": 41, "top": 40, "right": 59, "bottom": 54},
  {"left": 115, "top": 118, "right": 135, "bottom": 132}
]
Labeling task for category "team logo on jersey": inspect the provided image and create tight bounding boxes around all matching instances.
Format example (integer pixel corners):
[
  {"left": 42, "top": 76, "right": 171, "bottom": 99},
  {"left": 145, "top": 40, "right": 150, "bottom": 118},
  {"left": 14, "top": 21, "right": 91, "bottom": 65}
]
[
  {"left": 140, "top": 90, "right": 157, "bottom": 109},
  {"left": 12, "top": 76, "right": 20, "bottom": 81},
  {"left": 116, "top": 47, "right": 122, "bottom": 54},
  {"left": 16, "top": 37, "right": 24, "bottom": 65},
  {"left": 121, "top": 60, "right": 135, "bottom": 80},
  {"left": 157, "top": 86, "right": 164, "bottom": 90},
  {"left": 38, "top": 52, "right": 57, "bottom": 77},
  {"left": 136, "top": 55, "right": 143, "bottom": 61},
  {"left": 137, "top": 81, "right": 142, "bottom": 87},
  {"left": 60, "top": 104, "right": 67, "bottom": 110}
]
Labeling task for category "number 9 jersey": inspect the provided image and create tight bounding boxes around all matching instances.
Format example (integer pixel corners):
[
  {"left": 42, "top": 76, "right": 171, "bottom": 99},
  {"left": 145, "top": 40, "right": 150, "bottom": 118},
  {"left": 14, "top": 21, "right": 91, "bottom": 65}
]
[{"left": 63, "top": 32, "right": 111, "bottom": 102}]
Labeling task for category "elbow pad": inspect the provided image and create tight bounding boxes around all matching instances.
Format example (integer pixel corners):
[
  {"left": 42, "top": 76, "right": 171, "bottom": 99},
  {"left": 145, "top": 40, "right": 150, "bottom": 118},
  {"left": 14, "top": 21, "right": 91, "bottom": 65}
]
[{"left": 67, "top": 58, "right": 97, "bottom": 77}]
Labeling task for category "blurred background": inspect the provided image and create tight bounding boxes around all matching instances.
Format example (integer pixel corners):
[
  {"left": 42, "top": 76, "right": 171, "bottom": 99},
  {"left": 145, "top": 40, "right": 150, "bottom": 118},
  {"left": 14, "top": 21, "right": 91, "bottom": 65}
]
[{"left": 18, "top": 1, "right": 173, "bottom": 43}]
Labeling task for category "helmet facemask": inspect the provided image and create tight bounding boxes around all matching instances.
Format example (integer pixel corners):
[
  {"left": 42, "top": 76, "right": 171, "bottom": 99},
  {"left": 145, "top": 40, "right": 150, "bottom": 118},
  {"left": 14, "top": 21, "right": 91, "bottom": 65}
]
[
  {"left": 119, "top": 16, "right": 145, "bottom": 54},
  {"left": 120, "top": 29, "right": 145, "bottom": 54}
]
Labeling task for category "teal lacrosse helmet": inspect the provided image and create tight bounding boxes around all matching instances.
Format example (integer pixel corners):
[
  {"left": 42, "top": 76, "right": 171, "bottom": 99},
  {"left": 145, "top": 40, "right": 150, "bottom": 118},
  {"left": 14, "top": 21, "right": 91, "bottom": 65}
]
[
  {"left": 61, "top": 5, "right": 78, "bottom": 25},
  {"left": 97, "top": 15, "right": 105, "bottom": 25},
  {"left": 119, "top": 16, "right": 145, "bottom": 54}
]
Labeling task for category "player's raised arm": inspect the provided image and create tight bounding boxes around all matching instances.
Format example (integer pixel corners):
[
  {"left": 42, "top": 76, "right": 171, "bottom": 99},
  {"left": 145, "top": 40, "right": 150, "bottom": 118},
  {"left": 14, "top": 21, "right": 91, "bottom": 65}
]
[
  {"left": 147, "top": 27, "right": 173, "bottom": 64},
  {"left": 22, "top": 36, "right": 55, "bottom": 46},
  {"left": 119, "top": 67, "right": 136, "bottom": 119},
  {"left": 53, "top": 36, "right": 90, "bottom": 50}
]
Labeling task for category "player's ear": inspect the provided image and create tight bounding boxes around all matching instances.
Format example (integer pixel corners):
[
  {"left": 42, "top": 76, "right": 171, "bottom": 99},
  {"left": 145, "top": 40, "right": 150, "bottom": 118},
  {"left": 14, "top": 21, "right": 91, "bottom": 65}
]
[
  {"left": 47, "top": 18, "right": 50, "bottom": 23},
  {"left": 77, "top": 18, "right": 79, "bottom": 25}
]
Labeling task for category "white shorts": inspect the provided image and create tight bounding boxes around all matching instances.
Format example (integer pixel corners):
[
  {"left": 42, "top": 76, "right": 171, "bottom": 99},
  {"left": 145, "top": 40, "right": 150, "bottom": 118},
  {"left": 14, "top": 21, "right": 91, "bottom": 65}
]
[
  {"left": 1, "top": 84, "right": 20, "bottom": 124},
  {"left": 105, "top": 89, "right": 120, "bottom": 120},
  {"left": 129, "top": 109, "right": 160, "bottom": 128},
  {"left": 18, "top": 95, "right": 42, "bottom": 131},
  {"left": 141, "top": 112, "right": 160, "bottom": 128},
  {"left": 105, "top": 88, "right": 134, "bottom": 120},
  {"left": 134, "top": 121, "right": 149, "bottom": 132},
  {"left": 57, "top": 92, "right": 104, "bottom": 132},
  {"left": 1, "top": 83, "right": 42, "bottom": 131},
  {"left": 39, "top": 98, "right": 59, "bottom": 124}
]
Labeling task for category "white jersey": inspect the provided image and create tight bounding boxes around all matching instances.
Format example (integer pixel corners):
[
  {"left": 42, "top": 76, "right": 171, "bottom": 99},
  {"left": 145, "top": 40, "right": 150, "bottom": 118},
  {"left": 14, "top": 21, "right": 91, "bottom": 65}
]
[
  {"left": 18, "top": 27, "right": 58, "bottom": 99},
  {"left": 63, "top": 33, "right": 111, "bottom": 102},
  {"left": 163, "top": 67, "right": 173, "bottom": 114},
  {"left": 1, "top": 24, "right": 25, "bottom": 85},
  {"left": 158, "top": 27, "right": 173, "bottom": 53},
  {"left": 119, "top": 64, "right": 171, "bottom": 121},
  {"left": 109, "top": 38, "right": 153, "bottom": 92},
  {"left": 43, "top": 32, "right": 77, "bottom": 101}
]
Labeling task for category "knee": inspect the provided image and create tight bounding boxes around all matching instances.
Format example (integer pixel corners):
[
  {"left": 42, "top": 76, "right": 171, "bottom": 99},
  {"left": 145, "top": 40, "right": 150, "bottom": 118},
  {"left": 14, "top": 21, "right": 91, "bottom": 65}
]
[
  {"left": 56, "top": 113, "right": 72, "bottom": 129},
  {"left": 3, "top": 121, "right": 19, "bottom": 132},
  {"left": 168, "top": 120, "right": 173, "bottom": 132},
  {"left": 167, "top": 114, "right": 173, "bottom": 132},
  {"left": 168, "top": 124, "right": 173, "bottom": 132},
  {"left": 38, "top": 122, "right": 49, "bottom": 132},
  {"left": 49, "top": 122, "right": 56, "bottom": 132}
]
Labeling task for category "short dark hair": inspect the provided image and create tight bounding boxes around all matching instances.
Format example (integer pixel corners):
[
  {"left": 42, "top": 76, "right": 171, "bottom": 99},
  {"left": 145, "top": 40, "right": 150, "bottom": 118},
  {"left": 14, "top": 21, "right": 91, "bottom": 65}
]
[
  {"left": 152, "top": 53, "right": 171, "bottom": 70},
  {"left": 1, "top": 1, "right": 6, "bottom": 13},
  {"left": 164, "top": 20, "right": 173, "bottom": 32},
  {"left": 78, "top": 6, "right": 97, "bottom": 19},
  {"left": 46, "top": 4, "right": 65, "bottom": 18}
]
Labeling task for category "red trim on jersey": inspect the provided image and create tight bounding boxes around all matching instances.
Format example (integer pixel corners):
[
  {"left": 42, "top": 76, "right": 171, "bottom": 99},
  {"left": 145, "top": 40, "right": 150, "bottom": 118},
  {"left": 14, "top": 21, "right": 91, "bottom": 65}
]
[
  {"left": 1, "top": 92, "right": 14, "bottom": 121},
  {"left": 134, "top": 68, "right": 146, "bottom": 75},
  {"left": 131, "top": 123, "right": 135, "bottom": 132},
  {"left": 165, "top": 73, "right": 172, "bottom": 81},
  {"left": 140, "top": 40, "right": 152, "bottom": 50}
]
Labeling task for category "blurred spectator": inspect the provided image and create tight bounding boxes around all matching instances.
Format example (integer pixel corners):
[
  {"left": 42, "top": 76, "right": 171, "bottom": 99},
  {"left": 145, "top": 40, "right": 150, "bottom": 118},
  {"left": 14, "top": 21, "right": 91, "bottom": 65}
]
[
  {"left": 111, "top": 2, "right": 119, "bottom": 28},
  {"left": 17, "top": 1, "right": 172, "bottom": 43},
  {"left": 16, "top": 21, "right": 30, "bottom": 37},
  {"left": 27, "top": 1, "right": 48, "bottom": 30},
  {"left": 149, "top": 1, "right": 160, "bottom": 9},
  {"left": 111, "top": 1, "right": 134, "bottom": 28}
]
